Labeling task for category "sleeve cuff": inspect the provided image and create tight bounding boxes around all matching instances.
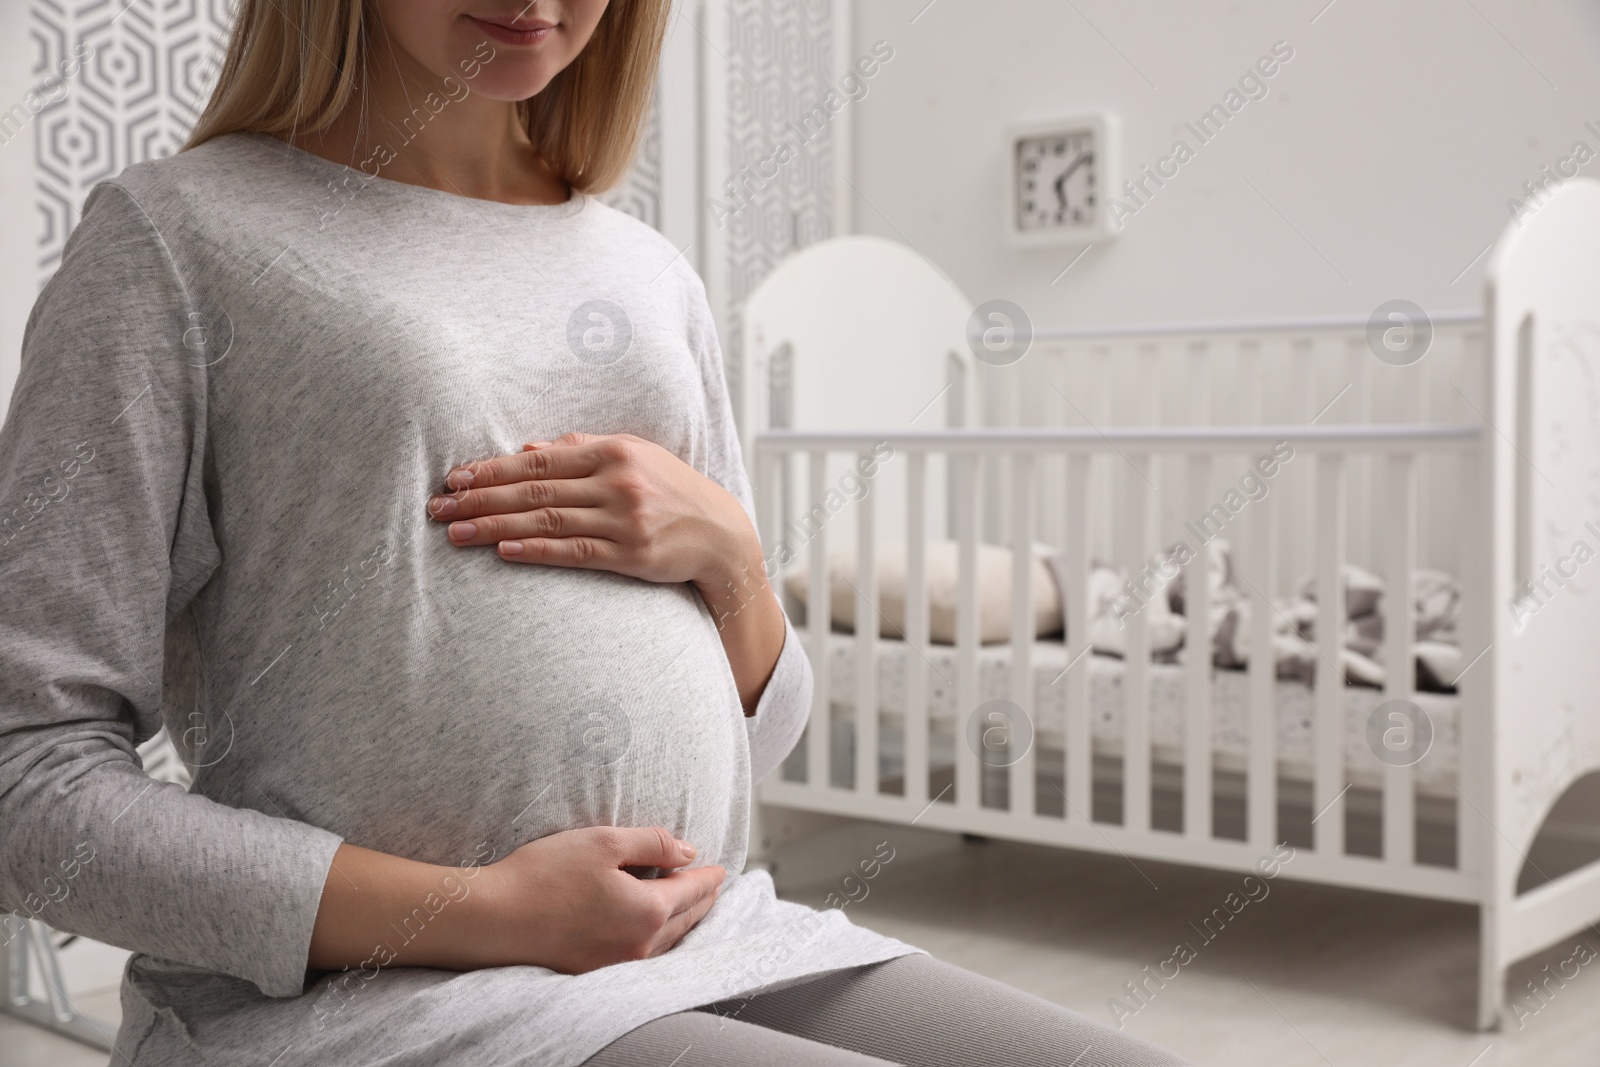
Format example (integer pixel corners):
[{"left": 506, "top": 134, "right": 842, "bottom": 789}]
[
  {"left": 252, "top": 825, "right": 347, "bottom": 998},
  {"left": 744, "top": 615, "right": 813, "bottom": 785}
]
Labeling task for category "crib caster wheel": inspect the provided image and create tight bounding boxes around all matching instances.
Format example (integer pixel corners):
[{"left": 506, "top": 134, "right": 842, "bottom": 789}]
[{"left": 960, "top": 833, "right": 989, "bottom": 845}]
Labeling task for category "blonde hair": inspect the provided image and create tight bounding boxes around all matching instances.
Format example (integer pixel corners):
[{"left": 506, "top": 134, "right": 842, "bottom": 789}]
[{"left": 185, "top": 0, "right": 670, "bottom": 193}]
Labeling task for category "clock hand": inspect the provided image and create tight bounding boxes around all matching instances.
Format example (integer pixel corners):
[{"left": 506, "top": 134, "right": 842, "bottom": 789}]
[{"left": 1053, "top": 153, "right": 1093, "bottom": 209}]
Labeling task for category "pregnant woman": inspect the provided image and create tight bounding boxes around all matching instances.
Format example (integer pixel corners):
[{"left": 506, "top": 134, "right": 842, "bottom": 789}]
[{"left": 0, "top": 2, "right": 1187, "bottom": 1064}]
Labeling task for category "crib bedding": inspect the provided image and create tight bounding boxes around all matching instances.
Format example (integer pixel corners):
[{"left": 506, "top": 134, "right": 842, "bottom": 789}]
[
  {"left": 787, "top": 539, "right": 1466, "bottom": 694},
  {"left": 810, "top": 632, "right": 1459, "bottom": 797},
  {"left": 1094, "top": 540, "right": 1466, "bottom": 694}
]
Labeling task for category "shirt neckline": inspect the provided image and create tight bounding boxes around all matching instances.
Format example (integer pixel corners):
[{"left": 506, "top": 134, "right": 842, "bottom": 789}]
[{"left": 239, "top": 131, "right": 588, "bottom": 219}]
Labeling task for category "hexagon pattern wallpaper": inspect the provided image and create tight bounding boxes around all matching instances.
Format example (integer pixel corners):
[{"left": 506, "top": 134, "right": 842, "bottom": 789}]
[
  {"left": 27, "top": 0, "right": 665, "bottom": 287},
  {"left": 29, "top": 0, "right": 234, "bottom": 279}
]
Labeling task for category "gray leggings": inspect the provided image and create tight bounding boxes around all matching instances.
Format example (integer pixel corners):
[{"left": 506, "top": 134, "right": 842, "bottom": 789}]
[{"left": 580, "top": 953, "right": 1189, "bottom": 1066}]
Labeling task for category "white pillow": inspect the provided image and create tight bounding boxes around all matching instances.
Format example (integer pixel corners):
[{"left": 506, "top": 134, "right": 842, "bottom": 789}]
[{"left": 781, "top": 540, "right": 1063, "bottom": 645}]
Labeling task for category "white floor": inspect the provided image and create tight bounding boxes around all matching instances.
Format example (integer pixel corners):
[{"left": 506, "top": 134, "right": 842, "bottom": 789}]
[
  {"left": 767, "top": 820, "right": 1600, "bottom": 1067},
  {"left": 7, "top": 820, "right": 1600, "bottom": 1066}
]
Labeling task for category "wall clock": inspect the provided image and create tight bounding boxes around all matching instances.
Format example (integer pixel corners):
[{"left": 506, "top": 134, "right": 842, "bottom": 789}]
[{"left": 1005, "top": 114, "right": 1119, "bottom": 248}]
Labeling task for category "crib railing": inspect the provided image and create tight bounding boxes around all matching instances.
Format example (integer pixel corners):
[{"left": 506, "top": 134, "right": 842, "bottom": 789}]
[
  {"left": 978, "top": 313, "right": 1485, "bottom": 588},
  {"left": 755, "top": 423, "right": 1486, "bottom": 899}
]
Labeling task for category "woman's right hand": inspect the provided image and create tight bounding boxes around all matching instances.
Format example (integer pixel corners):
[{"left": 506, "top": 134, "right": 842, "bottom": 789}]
[{"left": 471, "top": 826, "right": 726, "bottom": 974}]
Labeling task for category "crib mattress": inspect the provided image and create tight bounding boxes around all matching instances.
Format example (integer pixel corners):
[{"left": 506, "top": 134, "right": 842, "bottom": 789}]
[{"left": 809, "top": 633, "right": 1459, "bottom": 797}]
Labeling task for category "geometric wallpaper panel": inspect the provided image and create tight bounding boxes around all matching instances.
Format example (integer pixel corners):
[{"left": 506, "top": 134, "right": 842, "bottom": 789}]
[
  {"left": 721, "top": 0, "right": 837, "bottom": 410},
  {"left": 30, "top": 0, "right": 235, "bottom": 280},
  {"left": 29, "top": 0, "right": 663, "bottom": 285},
  {"left": 598, "top": 91, "right": 663, "bottom": 230}
]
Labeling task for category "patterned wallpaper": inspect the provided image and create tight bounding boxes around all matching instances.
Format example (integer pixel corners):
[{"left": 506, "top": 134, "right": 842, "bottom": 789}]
[
  {"left": 30, "top": 0, "right": 235, "bottom": 277},
  {"left": 720, "top": 0, "right": 837, "bottom": 411},
  {"left": 605, "top": 89, "right": 662, "bottom": 228},
  {"left": 28, "top": 0, "right": 663, "bottom": 285}
]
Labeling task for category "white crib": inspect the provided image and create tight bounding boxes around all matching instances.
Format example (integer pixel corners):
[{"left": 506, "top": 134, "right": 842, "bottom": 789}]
[{"left": 741, "top": 178, "right": 1600, "bottom": 1030}]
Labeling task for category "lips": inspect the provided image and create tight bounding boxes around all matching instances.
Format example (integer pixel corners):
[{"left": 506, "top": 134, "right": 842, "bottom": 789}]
[
  {"left": 473, "top": 14, "right": 556, "bottom": 31},
  {"left": 467, "top": 13, "right": 558, "bottom": 45}
]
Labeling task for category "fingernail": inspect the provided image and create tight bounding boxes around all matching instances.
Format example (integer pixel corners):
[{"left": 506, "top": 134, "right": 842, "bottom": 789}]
[
  {"left": 499, "top": 540, "right": 524, "bottom": 555},
  {"left": 678, "top": 840, "right": 697, "bottom": 859},
  {"left": 446, "top": 468, "right": 474, "bottom": 489},
  {"left": 448, "top": 522, "right": 476, "bottom": 541},
  {"left": 429, "top": 495, "right": 457, "bottom": 517},
  {"left": 526, "top": 440, "right": 553, "bottom": 449}
]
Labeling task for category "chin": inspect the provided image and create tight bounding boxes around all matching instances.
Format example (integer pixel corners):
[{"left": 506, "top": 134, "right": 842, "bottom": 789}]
[{"left": 469, "top": 69, "right": 563, "bottom": 102}]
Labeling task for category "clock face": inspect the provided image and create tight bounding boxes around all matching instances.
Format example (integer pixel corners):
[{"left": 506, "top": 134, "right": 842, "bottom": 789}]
[{"left": 1016, "top": 131, "right": 1097, "bottom": 231}]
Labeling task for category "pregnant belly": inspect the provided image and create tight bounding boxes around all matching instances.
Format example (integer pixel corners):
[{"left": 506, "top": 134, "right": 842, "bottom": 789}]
[{"left": 233, "top": 559, "right": 751, "bottom": 871}]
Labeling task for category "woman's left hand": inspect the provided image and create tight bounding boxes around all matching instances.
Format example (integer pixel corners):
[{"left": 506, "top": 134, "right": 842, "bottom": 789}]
[{"left": 426, "top": 431, "right": 759, "bottom": 590}]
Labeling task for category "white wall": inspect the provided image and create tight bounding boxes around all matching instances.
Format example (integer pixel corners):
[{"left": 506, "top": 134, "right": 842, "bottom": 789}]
[{"left": 849, "top": 0, "right": 1600, "bottom": 327}]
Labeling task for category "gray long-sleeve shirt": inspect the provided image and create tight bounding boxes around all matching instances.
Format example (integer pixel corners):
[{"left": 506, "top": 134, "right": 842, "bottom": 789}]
[{"left": 0, "top": 132, "right": 921, "bottom": 1066}]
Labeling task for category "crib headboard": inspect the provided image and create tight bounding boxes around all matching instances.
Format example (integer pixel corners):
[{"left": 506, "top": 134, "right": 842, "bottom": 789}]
[
  {"left": 1482, "top": 176, "right": 1600, "bottom": 854},
  {"left": 739, "top": 234, "right": 975, "bottom": 443},
  {"left": 739, "top": 235, "right": 976, "bottom": 561}
]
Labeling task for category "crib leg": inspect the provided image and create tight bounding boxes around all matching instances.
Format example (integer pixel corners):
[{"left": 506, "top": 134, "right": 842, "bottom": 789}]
[
  {"left": 1476, "top": 907, "right": 1504, "bottom": 1031},
  {"left": 0, "top": 920, "right": 114, "bottom": 1051}
]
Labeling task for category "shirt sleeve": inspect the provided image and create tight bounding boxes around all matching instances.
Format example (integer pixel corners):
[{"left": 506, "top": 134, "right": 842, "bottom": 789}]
[
  {"left": 0, "top": 180, "right": 344, "bottom": 999},
  {"left": 683, "top": 271, "right": 812, "bottom": 786}
]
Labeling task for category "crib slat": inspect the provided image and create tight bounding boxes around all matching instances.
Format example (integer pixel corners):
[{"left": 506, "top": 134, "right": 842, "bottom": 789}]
[
  {"left": 1153, "top": 342, "right": 1178, "bottom": 546},
  {"left": 1382, "top": 452, "right": 1418, "bottom": 865},
  {"left": 1091, "top": 345, "right": 1115, "bottom": 572},
  {"left": 757, "top": 451, "right": 781, "bottom": 583},
  {"left": 1009, "top": 452, "right": 1036, "bottom": 817},
  {"left": 1417, "top": 335, "right": 1435, "bottom": 573},
  {"left": 1187, "top": 342, "right": 1210, "bottom": 424},
  {"left": 1184, "top": 455, "right": 1213, "bottom": 840},
  {"left": 1242, "top": 340, "right": 1264, "bottom": 425},
  {"left": 807, "top": 450, "right": 831, "bottom": 790},
  {"left": 1246, "top": 468, "right": 1278, "bottom": 852},
  {"left": 1142, "top": 343, "right": 1163, "bottom": 423},
  {"left": 904, "top": 451, "right": 929, "bottom": 807},
  {"left": 1284, "top": 338, "right": 1318, "bottom": 592},
  {"left": 1096, "top": 344, "right": 1114, "bottom": 431},
  {"left": 985, "top": 379, "right": 1017, "bottom": 544},
  {"left": 1124, "top": 454, "right": 1153, "bottom": 833},
  {"left": 955, "top": 453, "right": 981, "bottom": 811},
  {"left": 1313, "top": 453, "right": 1347, "bottom": 855},
  {"left": 1347, "top": 336, "right": 1374, "bottom": 571},
  {"left": 1457, "top": 446, "right": 1486, "bottom": 877},
  {"left": 855, "top": 451, "right": 878, "bottom": 797},
  {"left": 1064, "top": 455, "right": 1093, "bottom": 823}
]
